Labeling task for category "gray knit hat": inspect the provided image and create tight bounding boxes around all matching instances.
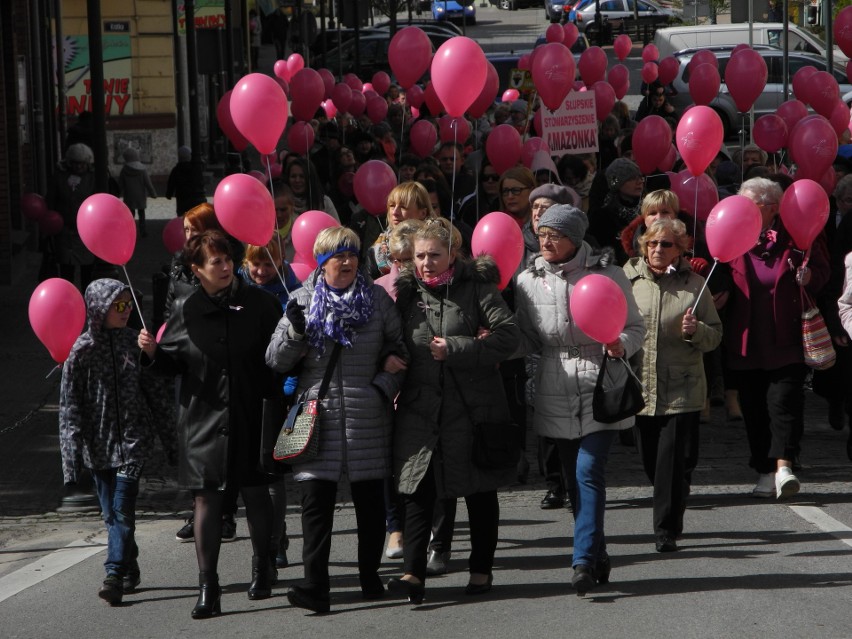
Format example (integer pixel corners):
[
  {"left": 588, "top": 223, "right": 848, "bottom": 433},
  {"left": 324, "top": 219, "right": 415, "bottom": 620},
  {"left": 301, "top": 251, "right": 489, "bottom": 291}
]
[
  {"left": 605, "top": 158, "right": 642, "bottom": 190},
  {"left": 529, "top": 183, "right": 580, "bottom": 208},
  {"left": 537, "top": 204, "right": 588, "bottom": 246}
]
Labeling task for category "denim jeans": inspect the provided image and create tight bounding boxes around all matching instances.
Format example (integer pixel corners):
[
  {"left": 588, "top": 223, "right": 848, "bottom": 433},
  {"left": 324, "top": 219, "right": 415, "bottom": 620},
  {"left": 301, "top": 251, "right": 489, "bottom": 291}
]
[
  {"left": 556, "top": 430, "right": 616, "bottom": 569},
  {"left": 93, "top": 467, "right": 140, "bottom": 578}
]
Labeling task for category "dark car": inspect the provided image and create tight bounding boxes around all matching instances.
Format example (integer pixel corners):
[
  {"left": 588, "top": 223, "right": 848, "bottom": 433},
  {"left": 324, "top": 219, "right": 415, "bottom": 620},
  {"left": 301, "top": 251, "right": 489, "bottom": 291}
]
[
  {"left": 321, "top": 30, "right": 453, "bottom": 80},
  {"left": 545, "top": 0, "right": 570, "bottom": 22},
  {"left": 497, "top": 0, "right": 540, "bottom": 9}
]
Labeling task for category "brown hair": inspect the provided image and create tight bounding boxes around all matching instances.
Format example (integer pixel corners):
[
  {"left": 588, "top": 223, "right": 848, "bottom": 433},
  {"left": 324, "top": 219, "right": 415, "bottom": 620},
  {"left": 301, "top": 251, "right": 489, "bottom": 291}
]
[
  {"left": 243, "top": 237, "right": 282, "bottom": 268},
  {"left": 183, "top": 230, "right": 233, "bottom": 268}
]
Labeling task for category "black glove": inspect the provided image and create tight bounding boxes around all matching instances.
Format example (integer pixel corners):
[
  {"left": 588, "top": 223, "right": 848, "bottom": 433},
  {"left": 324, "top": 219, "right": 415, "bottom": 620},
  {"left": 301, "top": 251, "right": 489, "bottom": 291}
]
[{"left": 286, "top": 299, "right": 307, "bottom": 336}]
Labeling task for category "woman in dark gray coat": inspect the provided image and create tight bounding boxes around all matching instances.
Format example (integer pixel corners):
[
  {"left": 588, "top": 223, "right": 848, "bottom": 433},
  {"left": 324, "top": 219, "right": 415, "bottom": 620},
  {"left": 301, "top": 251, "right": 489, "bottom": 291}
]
[{"left": 265, "top": 227, "right": 406, "bottom": 614}]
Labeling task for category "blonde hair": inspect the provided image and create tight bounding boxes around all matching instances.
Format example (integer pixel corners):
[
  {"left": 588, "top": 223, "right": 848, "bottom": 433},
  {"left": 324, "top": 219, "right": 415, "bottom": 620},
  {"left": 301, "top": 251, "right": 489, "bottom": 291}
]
[
  {"left": 388, "top": 219, "right": 425, "bottom": 259},
  {"left": 385, "top": 182, "right": 436, "bottom": 227},
  {"left": 638, "top": 218, "right": 690, "bottom": 256},
  {"left": 640, "top": 190, "right": 680, "bottom": 218},
  {"left": 313, "top": 226, "right": 361, "bottom": 258},
  {"left": 498, "top": 166, "right": 536, "bottom": 194},
  {"left": 243, "top": 237, "right": 282, "bottom": 269},
  {"left": 413, "top": 217, "right": 463, "bottom": 253}
]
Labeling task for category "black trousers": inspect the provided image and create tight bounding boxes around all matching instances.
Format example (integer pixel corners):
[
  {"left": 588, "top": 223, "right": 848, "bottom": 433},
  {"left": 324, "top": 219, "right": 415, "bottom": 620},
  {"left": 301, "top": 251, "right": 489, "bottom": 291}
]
[
  {"left": 634, "top": 412, "right": 699, "bottom": 538},
  {"left": 428, "top": 497, "right": 458, "bottom": 554},
  {"left": 299, "top": 478, "right": 385, "bottom": 595},
  {"left": 401, "top": 463, "right": 499, "bottom": 582},
  {"left": 730, "top": 364, "right": 806, "bottom": 474}
]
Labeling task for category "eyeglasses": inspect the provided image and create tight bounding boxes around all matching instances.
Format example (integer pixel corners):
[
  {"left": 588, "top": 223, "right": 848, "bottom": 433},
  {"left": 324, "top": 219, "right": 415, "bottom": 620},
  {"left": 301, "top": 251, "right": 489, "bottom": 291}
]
[
  {"left": 647, "top": 240, "right": 675, "bottom": 249},
  {"left": 502, "top": 187, "right": 529, "bottom": 197},
  {"left": 482, "top": 174, "right": 500, "bottom": 182},
  {"left": 112, "top": 300, "right": 134, "bottom": 313},
  {"left": 531, "top": 203, "right": 553, "bottom": 212},
  {"left": 537, "top": 232, "right": 568, "bottom": 243}
]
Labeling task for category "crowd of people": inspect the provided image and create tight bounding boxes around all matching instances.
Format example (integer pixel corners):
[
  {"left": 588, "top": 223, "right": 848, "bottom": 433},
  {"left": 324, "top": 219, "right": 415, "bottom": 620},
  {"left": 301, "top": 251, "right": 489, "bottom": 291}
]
[{"left": 54, "top": 46, "right": 852, "bottom": 619}]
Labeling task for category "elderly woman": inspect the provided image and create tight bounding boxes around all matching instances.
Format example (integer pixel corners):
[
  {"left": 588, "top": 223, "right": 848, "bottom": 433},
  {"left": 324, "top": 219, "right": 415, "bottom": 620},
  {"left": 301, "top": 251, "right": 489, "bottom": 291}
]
[
  {"left": 265, "top": 227, "right": 406, "bottom": 613},
  {"left": 589, "top": 158, "right": 645, "bottom": 264},
  {"left": 725, "top": 177, "right": 829, "bottom": 498},
  {"left": 138, "top": 230, "right": 283, "bottom": 618},
  {"left": 514, "top": 205, "right": 646, "bottom": 594},
  {"left": 388, "top": 218, "right": 520, "bottom": 603},
  {"left": 525, "top": 183, "right": 582, "bottom": 268},
  {"left": 624, "top": 219, "right": 722, "bottom": 552}
]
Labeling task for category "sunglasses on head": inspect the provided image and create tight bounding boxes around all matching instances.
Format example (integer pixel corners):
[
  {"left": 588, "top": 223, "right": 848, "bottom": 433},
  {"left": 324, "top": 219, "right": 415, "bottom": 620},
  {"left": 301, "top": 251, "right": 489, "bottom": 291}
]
[{"left": 112, "top": 300, "right": 134, "bottom": 313}]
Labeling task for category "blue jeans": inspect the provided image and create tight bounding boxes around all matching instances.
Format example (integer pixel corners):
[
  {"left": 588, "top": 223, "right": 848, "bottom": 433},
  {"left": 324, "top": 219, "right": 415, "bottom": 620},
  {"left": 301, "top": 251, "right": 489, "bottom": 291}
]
[
  {"left": 556, "top": 430, "right": 616, "bottom": 569},
  {"left": 93, "top": 467, "right": 140, "bottom": 578}
]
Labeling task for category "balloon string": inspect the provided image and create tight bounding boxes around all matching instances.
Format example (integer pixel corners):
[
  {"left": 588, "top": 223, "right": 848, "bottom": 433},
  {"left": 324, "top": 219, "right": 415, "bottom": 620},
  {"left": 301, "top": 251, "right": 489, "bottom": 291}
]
[
  {"left": 45, "top": 364, "right": 61, "bottom": 379},
  {"left": 473, "top": 119, "right": 481, "bottom": 223},
  {"left": 121, "top": 264, "right": 147, "bottom": 332},
  {"left": 265, "top": 245, "right": 291, "bottom": 295},
  {"left": 450, "top": 124, "right": 458, "bottom": 226},
  {"left": 397, "top": 104, "right": 406, "bottom": 183},
  {"left": 692, "top": 176, "right": 698, "bottom": 243},
  {"left": 267, "top": 154, "right": 286, "bottom": 272},
  {"left": 692, "top": 257, "right": 718, "bottom": 310},
  {"left": 739, "top": 125, "right": 745, "bottom": 185}
]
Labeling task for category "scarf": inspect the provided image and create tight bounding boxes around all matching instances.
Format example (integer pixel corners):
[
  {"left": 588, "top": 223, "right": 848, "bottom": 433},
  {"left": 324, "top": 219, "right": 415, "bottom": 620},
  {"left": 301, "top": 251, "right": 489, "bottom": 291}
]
[
  {"left": 306, "top": 270, "right": 374, "bottom": 355},
  {"left": 419, "top": 264, "right": 455, "bottom": 289}
]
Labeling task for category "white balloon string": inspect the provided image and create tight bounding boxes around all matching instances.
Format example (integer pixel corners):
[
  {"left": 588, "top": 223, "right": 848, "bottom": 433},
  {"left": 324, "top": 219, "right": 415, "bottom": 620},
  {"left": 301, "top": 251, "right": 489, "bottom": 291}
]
[
  {"left": 450, "top": 124, "right": 458, "bottom": 226},
  {"left": 473, "top": 119, "right": 481, "bottom": 222},
  {"left": 45, "top": 364, "right": 60, "bottom": 379},
  {"left": 693, "top": 257, "right": 718, "bottom": 310},
  {"left": 265, "top": 245, "right": 290, "bottom": 294},
  {"left": 121, "top": 264, "right": 147, "bottom": 332}
]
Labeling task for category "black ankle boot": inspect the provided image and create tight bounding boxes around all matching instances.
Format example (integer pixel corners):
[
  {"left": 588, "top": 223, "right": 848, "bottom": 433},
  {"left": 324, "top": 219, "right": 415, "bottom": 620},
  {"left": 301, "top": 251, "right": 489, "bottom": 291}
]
[
  {"left": 191, "top": 571, "right": 221, "bottom": 619},
  {"left": 248, "top": 556, "right": 272, "bottom": 600}
]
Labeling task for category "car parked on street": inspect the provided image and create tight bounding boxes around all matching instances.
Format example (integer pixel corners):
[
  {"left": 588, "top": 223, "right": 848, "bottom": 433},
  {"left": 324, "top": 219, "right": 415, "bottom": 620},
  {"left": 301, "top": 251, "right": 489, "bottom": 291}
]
[
  {"left": 321, "top": 30, "right": 453, "bottom": 80},
  {"left": 545, "top": 0, "right": 569, "bottom": 22},
  {"left": 497, "top": 0, "right": 541, "bottom": 9},
  {"left": 432, "top": 0, "right": 476, "bottom": 24},
  {"left": 572, "top": 0, "right": 681, "bottom": 42}
]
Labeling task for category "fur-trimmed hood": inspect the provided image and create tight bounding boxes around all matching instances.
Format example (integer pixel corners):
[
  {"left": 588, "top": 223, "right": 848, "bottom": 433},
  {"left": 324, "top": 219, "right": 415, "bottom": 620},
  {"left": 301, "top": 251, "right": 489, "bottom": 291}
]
[{"left": 395, "top": 254, "right": 500, "bottom": 306}]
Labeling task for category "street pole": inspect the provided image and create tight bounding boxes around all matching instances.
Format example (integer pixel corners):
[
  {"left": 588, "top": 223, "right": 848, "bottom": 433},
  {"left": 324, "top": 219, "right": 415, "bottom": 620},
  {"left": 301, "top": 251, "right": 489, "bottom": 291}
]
[
  {"left": 86, "top": 0, "right": 108, "bottom": 193},
  {"left": 185, "top": 1, "right": 205, "bottom": 199}
]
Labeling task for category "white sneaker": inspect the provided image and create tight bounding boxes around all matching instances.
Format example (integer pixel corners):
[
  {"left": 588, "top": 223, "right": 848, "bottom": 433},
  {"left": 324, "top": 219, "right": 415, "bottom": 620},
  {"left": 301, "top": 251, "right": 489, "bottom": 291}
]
[
  {"left": 385, "top": 531, "right": 403, "bottom": 559},
  {"left": 752, "top": 473, "right": 775, "bottom": 498},
  {"left": 775, "top": 467, "right": 801, "bottom": 499}
]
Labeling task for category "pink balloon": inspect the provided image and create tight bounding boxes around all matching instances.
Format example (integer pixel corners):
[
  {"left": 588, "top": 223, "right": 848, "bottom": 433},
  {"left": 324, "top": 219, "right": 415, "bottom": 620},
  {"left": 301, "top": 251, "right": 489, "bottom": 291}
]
[
  {"left": 578, "top": 46, "right": 607, "bottom": 88},
  {"left": 633, "top": 115, "right": 672, "bottom": 175},
  {"left": 522, "top": 137, "right": 551, "bottom": 169},
  {"left": 608, "top": 64, "right": 630, "bottom": 100},
  {"left": 518, "top": 54, "right": 532, "bottom": 71},
  {"left": 367, "top": 95, "right": 389, "bottom": 124},
  {"left": 731, "top": 43, "right": 751, "bottom": 57},
  {"left": 231, "top": 73, "right": 288, "bottom": 155},
  {"left": 372, "top": 71, "right": 391, "bottom": 96},
  {"left": 322, "top": 100, "right": 337, "bottom": 119},
  {"left": 533, "top": 43, "right": 576, "bottom": 110},
  {"left": 688, "top": 49, "right": 718, "bottom": 73},
  {"left": 725, "top": 49, "right": 767, "bottom": 113},
  {"left": 249, "top": 169, "right": 268, "bottom": 185},
  {"left": 829, "top": 100, "right": 852, "bottom": 136},
  {"left": 676, "top": 105, "right": 724, "bottom": 177},
  {"left": 641, "top": 44, "right": 659, "bottom": 63},
  {"left": 290, "top": 68, "right": 325, "bottom": 122},
  {"left": 546, "top": 23, "right": 565, "bottom": 44},
  {"left": 162, "top": 216, "right": 185, "bottom": 254},
  {"left": 318, "top": 68, "right": 335, "bottom": 99},
  {"left": 614, "top": 34, "right": 632, "bottom": 61},
  {"left": 705, "top": 195, "right": 763, "bottom": 262},
  {"left": 290, "top": 259, "right": 315, "bottom": 281},
  {"left": 486, "top": 124, "right": 523, "bottom": 175},
  {"left": 806, "top": 71, "right": 840, "bottom": 118},
  {"left": 410, "top": 106, "right": 420, "bottom": 120},
  {"left": 469, "top": 63, "right": 499, "bottom": 119},
  {"left": 689, "top": 63, "right": 721, "bottom": 106},
  {"left": 407, "top": 84, "right": 425, "bottom": 109},
  {"left": 28, "top": 278, "right": 86, "bottom": 363},
  {"left": 344, "top": 73, "right": 363, "bottom": 93},
  {"left": 354, "top": 160, "right": 397, "bottom": 216},
  {"left": 269, "top": 162, "right": 283, "bottom": 179},
  {"left": 753, "top": 114, "right": 789, "bottom": 153},
  {"left": 431, "top": 37, "right": 487, "bottom": 117},
  {"left": 349, "top": 90, "right": 367, "bottom": 117},
  {"left": 274, "top": 59, "right": 290, "bottom": 82},
  {"left": 216, "top": 90, "right": 250, "bottom": 152},
  {"left": 593, "top": 81, "right": 616, "bottom": 122},
  {"left": 820, "top": 166, "right": 838, "bottom": 194},
  {"left": 77, "top": 194, "right": 136, "bottom": 265},
  {"left": 780, "top": 178, "right": 830, "bottom": 250},
  {"left": 659, "top": 145, "right": 678, "bottom": 172},
  {"left": 332, "top": 82, "right": 353, "bottom": 113},
  {"left": 792, "top": 65, "right": 819, "bottom": 103},
  {"left": 789, "top": 115, "right": 838, "bottom": 181},
  {"left": 38, "top": 211, "right": 64, "bottom": 236},
  {"left": 287, "top": 53, "right": 304, "bottom": 78},
  {"left": 424, "top": 81, "right": 444, "bottom": 116},
  {"left": 362, "top": 84, "right": 376, "bottom": 97},
  {"left": 439, "top": 116, "right": 470, "bottom": 144},
  {"left": 274, "top": 76, "right": 290, "bottom": 97},
  {"left": 569, "top": 274, "right": 627, "bottom": 344},
  {"left": 502, "top": 89, "right": 520, "bottom": 103},
  {"left": 291, "top": 210, "right": 341, "bottom": 257},
  {"left": 286, "top": 120, "right": 315, "bottom": 155},
  {"left": 641, "top": 61, "right": 659, "bottom": 85},
  {"left": 213, "top": 173, "right": 275, "bottom": 246},
  {"left": 563, "top": 22, "right": 579, "bottom": 49},
  {"left": 658, "top": 57, "right": 679, "bottom": 86},
  {"left": 21, "top": 193, "right": 48, "bottom": 221},
  {"left": 671, "top": 170, "right": 719, "bottom": 221},
  {"left": 410, "top": 119, "right": 438, "bottom": 158},
  {"left": 156, "top": 323, "right": 167, "bottom": 343},
  {"left": 471, "top": 212, "right": 524, "bottom": 290},
  {"left": 777, "top": 99, "right": 809, "bottom": 133},
  {"left": 835, "top": 7, "right": 852, "bottom": 58},
  {"left": 389, "top": 27, "right": 433, "bottom": 90}
]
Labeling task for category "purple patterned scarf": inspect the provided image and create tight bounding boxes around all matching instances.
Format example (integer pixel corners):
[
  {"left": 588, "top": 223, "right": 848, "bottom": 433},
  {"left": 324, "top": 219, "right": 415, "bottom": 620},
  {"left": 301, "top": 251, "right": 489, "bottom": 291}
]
[{"left": 306, "top": 270, "right": 374, "bottom": 355}]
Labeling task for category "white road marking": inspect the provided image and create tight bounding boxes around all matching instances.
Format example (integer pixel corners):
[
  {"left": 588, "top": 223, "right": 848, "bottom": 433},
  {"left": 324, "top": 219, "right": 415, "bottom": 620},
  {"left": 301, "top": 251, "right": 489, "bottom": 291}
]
[{"left": 790, "top": 505, "right": 852, "bottom": 548}]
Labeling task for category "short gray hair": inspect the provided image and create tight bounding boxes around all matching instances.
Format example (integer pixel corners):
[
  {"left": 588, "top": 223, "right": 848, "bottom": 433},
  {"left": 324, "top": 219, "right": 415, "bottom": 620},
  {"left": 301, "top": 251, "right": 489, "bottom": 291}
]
[
  {"left": 313, "top": 227, "right": 360, "bottom": 258},
  {"left": 739, "top": 177, "right": 782, "bottom": 205}
]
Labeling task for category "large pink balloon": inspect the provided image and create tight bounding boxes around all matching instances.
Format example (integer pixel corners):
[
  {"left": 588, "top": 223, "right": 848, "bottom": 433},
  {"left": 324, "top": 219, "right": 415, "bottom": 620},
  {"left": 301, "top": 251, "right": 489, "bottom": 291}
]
[
  {"left": 231, "top": 73, "right": 288, "bottom": 155},
  {"left": 77, "top": 194, "right": 136, "bottom": 265},
  {"left": 806, "top": 71, "right": 840, "bottom": 118},
  {"left": 532, "top": 43, "right": 576, "bottom": 111},
  {"left": 331, "top": 82, "right": 352, "bottom": 113},
  {"left": 593, "top": 81, "right": 615, "bottom": 122},
  {"left": 372, "top": 71, "right": 391, "bottom": 96},
  {"left": 658, "top": 57, "right": 679, "bottom": 86},
  {"left": 633, "top": 115, "right": 672, "bottom": 174},
  {"left": 431, "top": 37, "right": 487, "bottom": 117},
  {"left": 367, "top": 95, "right": 389, "bottom": 124},
  {"left": 725, "top": 49, "right": 767, "bottom": 113},
  {"left": 486, "top": 124, "right": 523, "bottom": 175},
  {"left": 753, "top": 114, "right": 789, "bottom": 154},
  {"left": 670, "top": 170, "right": 719, "bottom": 221},
  {"left": 410, "top": 119, "right": 438, "bottom": 158},
  {"left": 216, "top": 91, "right": 249, "bottom": 152},
  {"left": 439, "top": 116, "right": 471, "bottom": 144},
  {"left": 349, "top": 90, "right": 367, "bottom": 117},
  {"left": 290, "top": 68, "right": 325, "bottom": 122},
  {"left": 213, "top": 173, "right": 275, "bottom": 246},
  {"left": 522, "top": 137, "right": 551, "bottom": 169},
  {"left": 318, "top": 68, "right": 335, "bottom": 99},
  {"left": 688, "top": 63, "right": 721, "bottom": 106},
  {"left": 608, "top": 64, "right": 630, "bottom": 100},
  {"left": 287, "top": 53, "right": 304, "bottom": 78},
  {"left": 569, "top": 274, "right": 627, "bottom": 344},
  {"left": 705, "top": 196, "right": 763, "bottom": 263},
  {"left": 641, "top": 61, "right": 659, "bottom": 85},
  {"left": 789, "top": 115, "right": 838, "bottom": 181},
  {"left": 389, "top": 27, "right": 433, "bottom": 89},
  {"left": 29, "top": 278, "right": 86, "bottom": 363},
  {"left": 21, "top": 193, "right": 48, "bottom": 221},
  {"left": 835, "top": 7, "right": 852, "bottom": 58},
  {"left": 676, "top": 106, "right": 724, "bottom": 177},
  {"left": 291, "top": 210, "right": 341, "bottom": 257},
  {"left": 471, "top": 212, "right": 524, "bottom": 290},
  {"left": 792, "top": 65, "right": 818, "bottom": 103},
  {"left": 563, "top": 22, "right": 579, "bottom": 49},
  {"left": 407, "top": 84, "right": 425, "bottom": 109},
  {"left": 780, "top": 179, "right": 830, "bottom": 250},
  {"left": 641, "top": 44, "right": 659, "bottom": 63},
  {"left": 469, "top": 63, "right": 499, "bottom": 119},
  {"left": 829, "top": 100, "right": 852, "bottom": 136},
  {"left": 777, "top": 99, "right": 809, "bottom": 133},
  {"left": 546, "top": 23, "right": 565, "bottom": 44},
  {"left": 162, "top": 216, "right": 185, "bottom": 254},
  {"left": 286, "top": 120, "right": 315, "bottom": 155},
  {"left": 578, "top": 46, "right": 607, "bottom": 88},
  {"left": 614, "top": 34, "right": 632, "bottom": 61},
  {"left": 354, "top": 161, "right": 397, "bottom": 216}
]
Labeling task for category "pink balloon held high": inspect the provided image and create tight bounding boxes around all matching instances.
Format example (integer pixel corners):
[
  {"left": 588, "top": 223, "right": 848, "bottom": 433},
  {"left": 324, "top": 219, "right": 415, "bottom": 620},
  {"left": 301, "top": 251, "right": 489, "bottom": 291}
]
[
  {"left": 77, "top": 193, "right": 137, "bottom": 265},
  {"left": 431, "top": 37, "right": 487, "bottom": 117},
  {"left": 230, "top": 73, "right": 288, "bottom": 155},
  {"left": 214, "top": 173, "right": 276, "bottom": 246}
]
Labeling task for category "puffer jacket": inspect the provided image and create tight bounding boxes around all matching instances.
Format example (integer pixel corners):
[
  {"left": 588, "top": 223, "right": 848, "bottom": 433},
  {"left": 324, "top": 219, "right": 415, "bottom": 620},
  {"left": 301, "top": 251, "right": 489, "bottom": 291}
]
[
  {"left": 265, "top": 270, "right": 406, "bottom": 483},
  {"left": 514, "top": 243, "right": 646, "bottom": 439},
  {"left": 624, "top": 257, "right": 723, "bottom": 416},
  {"left": 59, "top": 279, "right": 176, "bottom": 483},
  {"left": 393, "top": 256, "right": 520, "bottom": 499}
]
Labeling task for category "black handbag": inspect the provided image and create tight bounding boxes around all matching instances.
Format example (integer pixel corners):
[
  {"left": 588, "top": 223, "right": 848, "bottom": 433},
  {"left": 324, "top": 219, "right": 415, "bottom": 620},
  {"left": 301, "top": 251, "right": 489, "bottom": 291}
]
[{"left": 592, "top": 352, "right": 646, "bottom": 424}]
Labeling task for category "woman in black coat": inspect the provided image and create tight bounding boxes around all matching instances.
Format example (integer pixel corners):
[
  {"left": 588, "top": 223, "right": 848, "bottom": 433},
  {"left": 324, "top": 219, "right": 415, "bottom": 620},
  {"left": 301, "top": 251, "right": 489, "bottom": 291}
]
[{"left": 139, "top": 230, "right": 282, "bottom": 619}]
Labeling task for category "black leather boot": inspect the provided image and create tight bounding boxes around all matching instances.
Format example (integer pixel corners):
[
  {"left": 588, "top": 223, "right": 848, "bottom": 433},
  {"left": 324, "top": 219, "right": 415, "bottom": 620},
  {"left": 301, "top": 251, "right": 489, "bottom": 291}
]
[
  {"left": 191, "top": 571, "right": 221, "bottom": 619},
  {"left": 248, "top": 556, "right": 272, "bottom": 600}
]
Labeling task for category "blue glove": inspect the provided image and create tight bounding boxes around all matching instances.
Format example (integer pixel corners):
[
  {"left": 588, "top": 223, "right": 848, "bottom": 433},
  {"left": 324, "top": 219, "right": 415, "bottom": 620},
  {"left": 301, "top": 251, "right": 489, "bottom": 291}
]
[{"left": 283, "top": 376, "right": 298, "bottom": 397}]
